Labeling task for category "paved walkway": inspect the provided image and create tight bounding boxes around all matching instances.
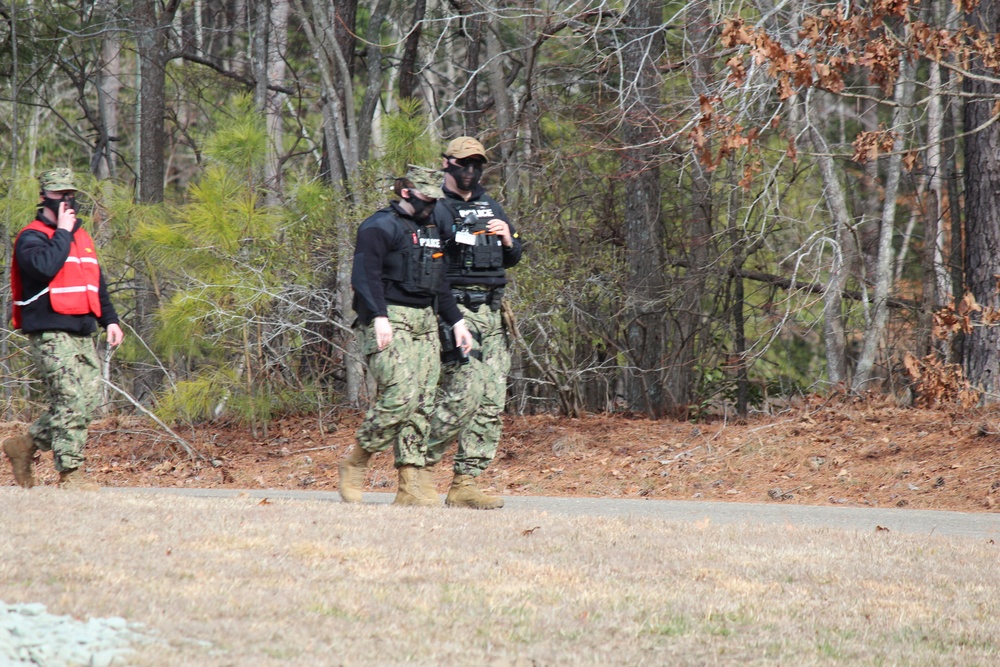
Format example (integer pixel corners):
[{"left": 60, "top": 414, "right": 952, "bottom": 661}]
[{"left": 109, "top": 487, "right": 1000, "bottom": 540}]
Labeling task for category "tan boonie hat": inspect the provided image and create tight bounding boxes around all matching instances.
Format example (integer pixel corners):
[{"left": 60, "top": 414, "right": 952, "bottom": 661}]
[
  {"left": 443, "top": 137, "right": 488, "bottom": 162},
  {"left": 38, "top": 168, "right": 77, "bottom": 192},
  {"left": 404, "top": 165, "right": 445, "bottom": 199}
]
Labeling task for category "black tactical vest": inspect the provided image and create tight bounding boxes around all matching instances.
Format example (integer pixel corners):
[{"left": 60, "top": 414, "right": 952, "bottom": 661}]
[
  {"left": 384, "top": 215, "right": 445, "bottom": 296},
  {"left": 439, "top": 198, "right": 505, "bottom": 279}
]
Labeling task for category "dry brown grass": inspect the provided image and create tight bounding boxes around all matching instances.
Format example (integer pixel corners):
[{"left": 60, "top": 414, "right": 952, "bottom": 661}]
[{"left": 1, "top": 487, "right": 998, "bottom": 666}]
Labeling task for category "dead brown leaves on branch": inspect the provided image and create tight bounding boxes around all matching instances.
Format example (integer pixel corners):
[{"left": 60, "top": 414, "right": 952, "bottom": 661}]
[
  {"left": 932, "top": 291, "right": 1000, "bottom": 339},
  {"left": 903, "top": 352, "right": 980, "bottom": 409},
  {"left": 715, "top": 1, "right": 1000, "bottom": 176},
  {"left": 690, "top": 94, "right": 764, "bottom": 176},
  {"left": 852, "top": 126, "right": 899, "bottom": 163},
  {"left": 722, "top": 10, "right": 901, "bottom": 101}
]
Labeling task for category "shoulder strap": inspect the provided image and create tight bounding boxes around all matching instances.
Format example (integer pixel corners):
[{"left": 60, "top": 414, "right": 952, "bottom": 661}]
[
  {"left": 22, "top": 219, "right": 57, "bottom": 238},
  {"left": 436, "top": 197, "right": 464, "bottom": 225}
]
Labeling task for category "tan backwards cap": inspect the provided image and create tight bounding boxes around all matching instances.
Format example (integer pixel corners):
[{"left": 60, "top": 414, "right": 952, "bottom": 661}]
[{"left": 443, "top": 137, "right": 488, "bottom": 162}]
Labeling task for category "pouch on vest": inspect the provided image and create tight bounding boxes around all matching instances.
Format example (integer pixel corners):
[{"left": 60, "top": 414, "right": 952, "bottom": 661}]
[
  {"left": 453, "top": 213, "right": 504, "bottom": 273},
  {"left": 385, "top": 218, "right": 445, "bottom": 296}
]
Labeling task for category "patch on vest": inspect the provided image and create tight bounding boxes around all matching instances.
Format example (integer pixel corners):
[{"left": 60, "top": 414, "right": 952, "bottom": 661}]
[{"left": 458, "top": 208, "right": 495, "bottom": 218}]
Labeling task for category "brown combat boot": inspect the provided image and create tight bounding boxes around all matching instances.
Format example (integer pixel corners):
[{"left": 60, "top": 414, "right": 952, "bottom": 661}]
[
  {"left": 338, "top": 446, "right": 372, "bottom": 503},
  {"left": 418, "top": 466, "right": 441, "bottom": 505},
  {"left": 446, "top": 474, "right": 504, "bottom": 510},
  {"left": 58, "top": 468, "right": 100, "bottom": 491},
  {"left": 393, "top": 466, "right": 438, "bottom": 507},
  {"left": 3, "top": 433, "right": 37, "bottom": 489}
]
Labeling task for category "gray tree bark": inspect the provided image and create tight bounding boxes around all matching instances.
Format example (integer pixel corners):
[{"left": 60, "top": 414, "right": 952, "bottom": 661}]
[
  {"left": 95, "top": 0, "right": 121, "bottom": 182},
  {"left": 293, "top": 0, "right": 360, "bottom": 188},
  {"left": 963, "top": 0, "right": 1000, "bottom": 402},
  {"left": 398, "top": 0, "right": 427, "bottom": 100},
  {"left": 357, "top": 0, "right": 391, "bottom": 163},
  {"left": 132, "top": 0, "right": 180, "bottom": 404},
  {"left": 134, "top": 0, "right": 180, "bottom": 205},
  {"left": 485, "top": 22, "right": 516, "bottom": 189},
  {"left": 668, "top": 0, "right": 715, "bottom": 414},
  {"left": 621, "top": 0, "right": 667, "bottom": 417},
  {"left": 853, "top": 57, "right": 915, "bottom": 391},
  {"left": 806, "top": 118, "right": 851, "bottom": 386},
  {"left": 457, "top": 1, "right": 485, "bottom": 136},
  {"left": 253, "top": 0, "right": 289, "bottom": 204}
]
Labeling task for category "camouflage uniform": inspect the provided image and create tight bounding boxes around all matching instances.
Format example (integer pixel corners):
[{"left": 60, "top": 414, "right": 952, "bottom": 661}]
[
  {"left": 423, "top": 137, "right": 522, "bottom": 485},
  {"left": 5, "top": 167, "right": 121, "bottom": 486},
  {"left": 355, "top": 305, "right": 441, "bottom": 466},
  {"left": 426, "top": 305, "right": 509, "bottom": 475},
  {"left": 341, "top": 166, "right": 468, "bottom": 504},
  {"left": 27, "top": 332, "right": 102, "bottom": 472}
]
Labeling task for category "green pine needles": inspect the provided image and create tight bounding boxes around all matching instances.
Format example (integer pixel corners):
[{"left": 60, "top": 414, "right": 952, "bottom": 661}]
[
  {"left": 380, "top": 98, "right": 439, "bottom": 175},
  {"left": 138, "top": 97, "right": 306, "bottom": 425}
]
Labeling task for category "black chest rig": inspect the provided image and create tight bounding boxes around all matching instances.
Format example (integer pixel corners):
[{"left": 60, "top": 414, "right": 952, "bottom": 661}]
[
  {"left": 384, "top": 215, "right": 445, "bottom": 296},
  {"left": 439, "top": 198, "right": 505, "bottom": 279}
]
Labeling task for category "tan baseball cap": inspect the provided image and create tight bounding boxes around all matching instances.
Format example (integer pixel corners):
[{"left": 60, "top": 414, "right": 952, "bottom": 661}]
[
  {"left": 404, "top": 165, "right": 445, "bottom": 199},
  {"left": 38, "top": 168, "right": 77, "bottom": 192},
  {"left": 443, "top": 137, "right": 488, "bottom": 162}
]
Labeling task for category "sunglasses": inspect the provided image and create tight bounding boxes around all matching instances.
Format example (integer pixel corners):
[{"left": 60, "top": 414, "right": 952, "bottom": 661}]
[{"left": 445, "top": 155, "right": 486, "bottom": 168}]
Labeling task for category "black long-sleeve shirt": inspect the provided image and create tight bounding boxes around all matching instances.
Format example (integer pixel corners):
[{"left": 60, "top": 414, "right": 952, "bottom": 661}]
[
  {"left": 433, "top": 183, "right": 523, "bottom": 289},
  {"left": 351, "top": 202, "right": 462, "bottom": 326},
  {"left": 14, "top": 215, "right": 119, "bottom": 335}
]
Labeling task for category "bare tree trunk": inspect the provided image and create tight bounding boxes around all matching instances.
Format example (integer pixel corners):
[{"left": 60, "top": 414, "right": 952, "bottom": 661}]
[
  {"left": 918, "top": 29, "right": 944, "bottom": 357},
  {"left": 621, "top": 0, "right": 667, "bottom": 417},
  {"left": 398, "top": 0, "right": 427, "bottom": 100},
  {"left": 666, "top": 0, "right": 715, "bottom": 414},
  {"left": 459, "top": 2, "right": 485, "bottom": 136},
  {"left": 357, "top": 0, "right": 391, "bottom": 163},
  {"left": 332, "top": 0, "right": 357, "bottom": 75},
  {"left": 266, "top": 0, "right": 289, "bottom": 200},
  {"left": 253, "top": 0, "right": 289, "bottom": 204},
  {"left": 724, "top": 162, "right": 750, "bottom": 416},
  {"left": 853, "top": 57, "right": 915, "bottom": 391},
  {"left": 252, "top": 1, "right": 269, "bottom": 115},
  {"left": 807, "top": 119, "right": 851, "bottom": 385},
  {"left": 485, "top": 20, "right": 516, "bottom": 188},
  {"left": 194, "top": 0, "right": 205, "bottom": 55},
  {"left": 940, "top": 1, "right": 961, "bottom": 313},
  {"left": 132, "top": 0, "right": 180, "bottom": 405},
  {"left": 134, "top": 0, "right": 180, "bottom": 205},
  {"left": 857, "top": 91, "right": 882, "bottom": 280},
  {"left": 292, "top": 0, "right": 370, "bottom": 403},
  {"left": 945, "top": 70, "right": 965, "bottom": 364},
  {"left": 95, "top": 0, "right": 121, "bottom": 182},
  {"left": 339, "top": 263, "right": 363, "bottom": 406},
  {"left": 963, "top": 0, "right": 1000, "bottom": 402},
  {"left": 293, "top": 0, "right": 359, "bottom": 188},
  {"left": 2, "top": 2, "right": 20, "bottom": 417}
]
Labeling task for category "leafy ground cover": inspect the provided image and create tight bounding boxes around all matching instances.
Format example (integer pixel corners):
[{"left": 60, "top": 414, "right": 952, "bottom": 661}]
[{"left": 4, "top": 395, "right": 998, "bottom": 513}]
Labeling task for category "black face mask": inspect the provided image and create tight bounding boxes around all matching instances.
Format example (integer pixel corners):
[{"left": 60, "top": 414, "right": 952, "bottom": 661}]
[
  {"left": 41, "top": 194, "right": 76, "bottom": 219},
  {"left": 406, "top": 194, "right": 435, "bottom": 222},
  {"left": 445, "top": 159, "right": 483, "bottom": 191}
]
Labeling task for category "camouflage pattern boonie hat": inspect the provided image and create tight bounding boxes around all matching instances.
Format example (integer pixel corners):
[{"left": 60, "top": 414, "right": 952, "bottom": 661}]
[
  {"left": 38, "top": 168, "right": 77, "bottom": 192},
  {"left": 404, "top": 165, "right": 445, "bottom": 199}
]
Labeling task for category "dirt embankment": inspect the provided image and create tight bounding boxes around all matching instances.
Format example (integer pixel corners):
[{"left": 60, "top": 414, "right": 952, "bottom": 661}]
[{"left": 3, "top": 398, "right": 999, "bottom": 513}]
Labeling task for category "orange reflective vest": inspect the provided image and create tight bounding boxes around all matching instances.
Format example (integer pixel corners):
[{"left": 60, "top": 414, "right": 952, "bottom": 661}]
[{"left": 10, "top": 220, "right": 103, "bottom": 330}]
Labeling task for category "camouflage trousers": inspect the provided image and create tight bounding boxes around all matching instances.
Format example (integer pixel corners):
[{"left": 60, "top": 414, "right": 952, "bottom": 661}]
[
  {"left": 426, "top": 304, "right": 510, "bottom": 476},
  {"left": 355, "top": 305, "right": 441, "bottom": 468},
  {"left": 27, "top": 331, "right": 102, "bottom": 473}
]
